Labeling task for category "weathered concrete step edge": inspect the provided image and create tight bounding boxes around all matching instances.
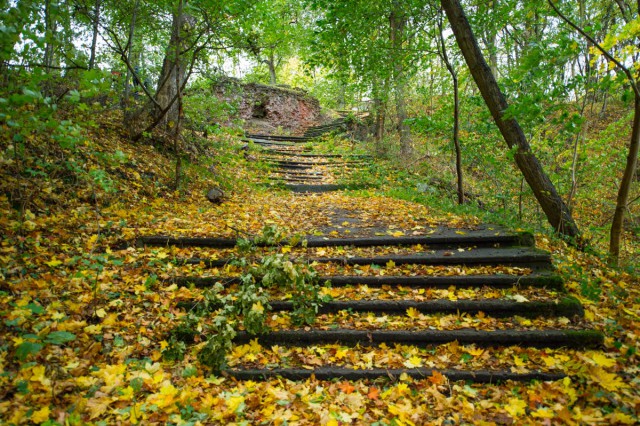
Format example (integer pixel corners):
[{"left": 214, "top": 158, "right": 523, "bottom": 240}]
[
  {"left": 266, "top": 159, "right": 365, "bottom": 166},
  {"left": 225, "top": 367, "right": 566, "bottom": 383},
  {"left": 308, "top": 247, "right": 552, "bottom": 267},
  {"left": 323, "top": 273, "right": 563, "bottom": 290},
  {"left": 270, "top": 177, "right": 325, "bottom": 183},
  {"left": 247, "top": 134, "right": 312, "bottom": 142},
  {"left": 259, "top": 151, "right": 371, "bottom": 159},
  {"left": 139, "top": 230, "right": 534, "bottom": 249},
  {"left": 244, "top": 138, "right": 297, "bottom": 146},
  {"left": 180, "top": 247, "right": 553, "bottom": 268},
  {"left": 234, "top": 329, "right": 604, "bottom": 349},
  {"left": 175, "top": 298, "right": 582, "bottom": 318},
  {"left": 286, "top": 184, "right": 371, "bottom": 193},
  {"left": 169, "top": 272, "right": 564, "bottom": 290},
  {"left": 268, "top": 298, "right": 583, "bottom": 318},
  {"left": 269, "top": 163, "right": 312, "bottom": 170}
]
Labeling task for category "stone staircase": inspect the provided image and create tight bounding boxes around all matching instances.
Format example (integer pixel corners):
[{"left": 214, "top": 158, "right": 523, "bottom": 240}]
[
  {"left": 141, "top": 224, "right": 602, "bottom": 382},
  {"left": 139, "top": 129, "right": 603, "bottom": 383},
  {"left": 243, "top": 120, "right": 370, "bottom": 193}
]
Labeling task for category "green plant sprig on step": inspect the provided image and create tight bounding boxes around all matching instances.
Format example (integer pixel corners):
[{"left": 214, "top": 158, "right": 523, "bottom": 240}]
[{"left": 163, "top": 224, "right": 329, "bottom": 372}]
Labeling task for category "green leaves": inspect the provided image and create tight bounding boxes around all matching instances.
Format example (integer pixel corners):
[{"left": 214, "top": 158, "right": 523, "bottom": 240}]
[
  {"left": 43, "top": 331, "right": 76, "bottom": 345},
  {"left": 15, "top": 342, "right": 43, "bottom": 361}
]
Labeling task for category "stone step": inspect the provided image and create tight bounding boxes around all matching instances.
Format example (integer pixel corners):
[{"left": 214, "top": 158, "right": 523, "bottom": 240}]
[
  {"left": 258, "top": 149, "right": 370, "bottom": 159},
  {"left": 247, "top": 134, "right": 312, "bottom": 142},
  {"left": 267, "top": 298, "right": 583, "bottom": 318},
  {"left": 225, "top": 367, "right": 566, "bottom": 382},
  {"left": 269, "top": 163, "right": 312, "bottom": 170},
  {"left": 233, "top": 328, "right": 603, "bottom": 349},
  {"left": 265, "top": 158, "right": 365, "bottom": 166},
  {"left": 139, "top": 228, "right": 534, "bottom": 249},
  {"left": 287, "top": 184, "right": 358, "bottom": 193},
  {"left": 179, "top": 247, "right": 553, "bottom": 269},
  {"left": 168, "top": 272, "right": 564, "bottom": 290},
  {"left": 244, "top": 138, "right": 297, "bottom": 146},
  {"left": 270, "top": 175, "right": 324, "bottom": 182}
]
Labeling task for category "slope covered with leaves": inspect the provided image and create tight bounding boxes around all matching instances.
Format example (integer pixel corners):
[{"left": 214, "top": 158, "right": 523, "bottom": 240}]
[{"left": 1, "top": 111, "right": 639, "bottom": 425}]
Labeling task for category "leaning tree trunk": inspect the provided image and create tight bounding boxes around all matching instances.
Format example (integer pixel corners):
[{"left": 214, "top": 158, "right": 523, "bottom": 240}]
[
  {"left": 156, "top": 3, "right": 190, "bottom": 131},
  {"left": 441, "top": 0, "right": 581, "bottom": 239}
]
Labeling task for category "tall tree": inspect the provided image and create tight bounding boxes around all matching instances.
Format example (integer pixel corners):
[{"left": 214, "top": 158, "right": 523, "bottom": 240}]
[{"left": 441, "top": 0, "right": 581, "bottom": 239}]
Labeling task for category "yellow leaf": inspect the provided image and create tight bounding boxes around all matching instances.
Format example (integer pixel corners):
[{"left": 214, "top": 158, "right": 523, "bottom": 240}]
[
  {"left": 225, "top": 395, "right": 245, "bottom": 414},
  {"left": 455, "top": 231, "right": 466, "bottom": 235},
  {"left": 590, "top": 367, "right": 627, "bottom": 392},
  {"left": 608, "top": 412, "right": 637, "bottom": 425},
  {"left": 86, "top": 234, "right": 99, "bottom": 248},
  {"left": 46, "top": 258, "right": 62, "bottom": 268},
  {"left": 95, "top": 308, "right": 107, "bottom": 318},
  {"left": 406, "top": 307, "right": 420, "bottom": 319},
  {"left": 589, "top": 352, "right": 616, "bottom": 367},
  {"left": 504, "top": 397, "right": 527, "bottom": 418},
  {"left": 465, "top": 346, "right": 485, "bottom": 357},
  {"left": 130, "top": 402, "right": 140, "bottom": 424},
  {"left": 86, "top": 396, "right": 112, "bottom": 419},
  {"left": 391, "top": 231, "right": 404, "bottom": 237},
  {"left": 251, "top": 301, "right": 264, "bottom": 314},
  {"left": 30, "top": 406, "right": 50, "bottom": 424},
  {"left": 386, "top": 260, "right": 396, "bottom": 268},
  {"left": 403, "top": 355, "right": 423, "bottom": 368},
  {"left": 281, "top": 246, "right": 291, "bottom": 254},
  {"left": 30, "top": 365, "right": 51, "bottom": 387},
  {"left": 531, "top": 407, "right": 554, "bottom": 419}
]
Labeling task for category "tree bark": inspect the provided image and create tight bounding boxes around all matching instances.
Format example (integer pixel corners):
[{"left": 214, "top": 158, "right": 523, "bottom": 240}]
[
  {"left": 88, "top": 0, "right": 101, "bottom": 70},
  {"left": 122, "top": 0, "right": 139, "bottom": 125},
  {"left": 173, "top": 0, "right": 184, "bottom": 190},
  {"left": 441, "top": 0, "right": 581, "bottom": 239},
  {"left": 156, "top": 2, "right": 191, "bottom": 130},
  {"left": 265, "top": 51, "right": 277, "bottom": 85},
  {"left": 390, "top": 3, "right": 412, "bottom": 158}
]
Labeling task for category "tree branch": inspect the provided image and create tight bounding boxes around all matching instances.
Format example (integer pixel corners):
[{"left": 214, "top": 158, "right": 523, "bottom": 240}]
[{"left": 547, "top": 0, "right": 640, "bottom": 98}]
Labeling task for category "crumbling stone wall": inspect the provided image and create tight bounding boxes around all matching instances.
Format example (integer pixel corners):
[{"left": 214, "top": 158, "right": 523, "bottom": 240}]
[{"left": 213, "top": 78, "right": 320, "bottom": 133}]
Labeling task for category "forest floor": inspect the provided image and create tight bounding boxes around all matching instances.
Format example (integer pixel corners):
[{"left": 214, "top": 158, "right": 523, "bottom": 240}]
[{"left": 1, "top": 111, "right": 639, "bottom": 425}]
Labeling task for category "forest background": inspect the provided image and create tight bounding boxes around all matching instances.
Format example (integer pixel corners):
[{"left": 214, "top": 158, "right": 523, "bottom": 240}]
[
  {"left": 2, "top": 0, "right": 640, "bottom": 424},
  {"left": 1, "top": 0, "right": 638, "bottom": 267}
]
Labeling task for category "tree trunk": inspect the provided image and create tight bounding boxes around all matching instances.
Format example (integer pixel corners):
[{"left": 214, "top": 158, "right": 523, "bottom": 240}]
[
  {"left": 390, "top": 4, "right": 412, "bottom": 158},
  {"left": 441, "top": 0, "right": 581, "bottom": 239},
  {"left": 123, "top": 0, "right": 139, "bottom": 125},
  {"left": 438, "top": 13, "right": 464, "bottom": 205},
  {"left": 43, "top": 0, "right": 56, "bottom": 70},
  {"left": 609, "top": 96, "right": 640, "bottom": 263},
  {"left": 89, "top": 0, "right": 101, "bottom": 70},
  {"left": 173, "top": 0, "right": 184, "bottom": 190},
  {"left": 372, "top": 77, "right": 387, "bottom": 154},
  {"left": 266, "top": 52, "right": 277, "bottom": 85},
  {"left": 156, "top": 2, "right": 190, "bottom": 130}
]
